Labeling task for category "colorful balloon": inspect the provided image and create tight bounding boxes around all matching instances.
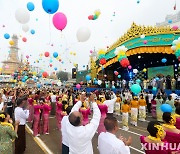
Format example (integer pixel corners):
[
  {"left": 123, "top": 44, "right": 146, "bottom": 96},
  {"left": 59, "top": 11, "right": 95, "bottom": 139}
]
[
  {"left": 44, "top": 52, "right": 50, "bottom": 57},
  {"left": 161, "top": 58, "right": 167, "bottom": 63},
  {"left": 42, "top": 0, "right": 59, "bottom": 14},
  {"left": 15, "top": 8, "right": 30, "bottom": 24},
  {"left": 22, "top": 37, "right": 27, "bottom": 42},
  {"left": 53, "top": 52, "right": 58, "bottom": 58},
  {"left": 130, "top": 84, "right": 141, "bottom": 94},
  {"left": 86, "top": 75, "right": 91, "bottom": 81},
  {"left": 22, "top": 24, "right": 29, "bottom": 32},
  {"left": 30, "top": 29, "right": 35, "bottom": 34},
  {"left": 4, "top": 33, "right": 10, "bottom": 39},
  {"left": 42, "top": 71, "right": 49, "bottom": 78},
  {"left": 76, "top": 27, "right": 91, "bottom": 42},
  {"left": 76, "top": 84, "right": 81, "bottom": 89},
  {"left": 53, "top": 12, "right": 67, "bottom": 31},
  {"left": 27, "top": 2, "right": 35, "bottom": 11},
  {"left": 160, "top": 104, "right": 172, "bottom": 113},
  {"left": 9, "top": 40, "right": 14, "bottom": 46}
]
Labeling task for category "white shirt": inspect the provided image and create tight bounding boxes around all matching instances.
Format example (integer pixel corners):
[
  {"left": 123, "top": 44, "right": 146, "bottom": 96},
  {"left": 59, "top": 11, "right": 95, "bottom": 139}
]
[
  {"left": 104, "top": 94, "right": 117, "bottom": 113},
  {"left": 51, "top": 95, "right": 56, "bottom": 103},
  {"left": 67, "top": 101, "right": 100, "bottom": 154},
  {"left": 61, "top": 116, "right": 69, "bottom": 146},
  {"left": 98, "top": 132, "right": 130, "bottom": 154},
  {"left": 0, "top": 102, "right": 4, "bottom": 111},
  {"left": 170, "top": 93, "right": 178, "bottom": 100},
  {"left": 148, "top": 94, "right": 153, "bottom": 104},
  {"left": 15, "top": 107, "right": 29, "bottom": 125}
]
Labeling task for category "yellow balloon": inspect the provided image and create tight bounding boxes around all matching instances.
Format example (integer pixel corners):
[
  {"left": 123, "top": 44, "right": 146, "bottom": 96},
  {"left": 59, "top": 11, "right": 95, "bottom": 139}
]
[
  {"left": 176, "top": 43, "right": 180, "bottom": 49},
  {"left": 70, "top": 52, "right": 73, "bottom": 55},
  {"left": 9, "top": 40, "right": 14, "bottom": 46},
  {"left": 14, "top": 80, "right": 17, "bottom": 83},
  {"left": 94, "top": 9, "right": 101, "bottom": 16},
  {"left": 73, "top": 52, "right": 76, "bottom": 56},
  {"left": 0, "top": 68, "right": 2, "bottom": 71},
  {"left": 143, "top": 68, "right": 147, "bottom": 72}
]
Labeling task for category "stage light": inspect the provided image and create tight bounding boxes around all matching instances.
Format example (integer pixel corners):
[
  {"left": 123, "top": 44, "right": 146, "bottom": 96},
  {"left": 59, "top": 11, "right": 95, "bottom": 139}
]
[
  {"left": 179, "top": 64, "right": 180, "bottom": 67},
  {"left": 175, "top": 64, "right": 177, "bottom": 67},
  {"left": 175, "top": 69, "right": 177, "bottom": 71}
]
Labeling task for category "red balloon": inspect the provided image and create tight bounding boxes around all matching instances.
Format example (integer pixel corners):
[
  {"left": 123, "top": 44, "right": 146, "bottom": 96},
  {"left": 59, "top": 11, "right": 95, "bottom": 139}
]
[
  {"left": 26, "top": 55, "right": 29, "bottom": 59},
  {"left": 88, "top": 15, "right": 93, "bottom": 20},
  {"left": 22, "top": 37, "right": 27, "bottom": 42},
  {"left": 120, "top": 58, "right": 130, "bottom": 68},
  {"left": 80, "top": 81, "right": 83, "bottom": 85},
  {"left": 42, "top": 72, "right": 48, "bottom": 78},
  {"left": 49, "top": 64, "right": 53, "bottom": 67},
  {"left": 44, "top": 52, "right": 50, "bottom": 57},
  {"left": 100, "top": 58, "right": 106, "bottom": 65},
  {"left": 114, "top": 71, "right": 119, "bottom": 76}
]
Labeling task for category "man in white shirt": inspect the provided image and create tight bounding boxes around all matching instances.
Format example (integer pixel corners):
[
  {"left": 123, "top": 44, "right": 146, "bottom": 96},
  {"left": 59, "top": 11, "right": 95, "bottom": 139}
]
[
  {"left": 66, "top": 92, "right": 100, "bottom": 154},
  {"left": 103, "top": 91, "right": 117, "bottom": 117},
  {"left": 50, "top": 92, "right": 57, "bottom": 115},
  {"left": 61, "top": 106, "right": 72, "bottom": 154},
  {"left": 170, "top": 91, "right": 178, "bottom": 100},
  {"left": 98, "top": 116, "right": 132, "bottom": 154},
  {"left": 14, "top": 96, "right": 29, "bottom": 154}
]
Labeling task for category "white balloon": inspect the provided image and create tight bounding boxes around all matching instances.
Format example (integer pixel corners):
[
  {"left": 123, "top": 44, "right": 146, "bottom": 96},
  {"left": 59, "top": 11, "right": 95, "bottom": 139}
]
[
  {"left": 171, "top": 46, "right": 176, "bottom": 51},
  {"left": 57, "top": 82, "right": 62, "bottom": 86},
  {"left": 138, "top": 56, "right": 141, "bottom": 59},
  {"left": 22, "top": 24, "right": 29, "bottom": 32},
  {"left": 140, "top": 34, "right": 145, "bottom": 39},
  {"left": 178, "top": 37, "right": 180, "bottom": 41},
  {"left": 133, "top": 69, "right": 138, "bottom": 74},
  {"left": 173, "top": 40, "right": 178, "bottom": 45},
  {"left": 15, "top": 8, "right": 30, "bottom": 24},
  {"left": 76, "top": 27, "right": 91, "bottom": 42},
  {"left": 98, "top": 80, "right": 102, "bottom": 85}
]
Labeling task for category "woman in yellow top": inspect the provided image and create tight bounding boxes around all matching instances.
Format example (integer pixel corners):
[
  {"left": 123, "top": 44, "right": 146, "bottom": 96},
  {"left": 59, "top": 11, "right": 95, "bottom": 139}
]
[
  {"left": 130, "top": 96, "right": 139, "bottom": 126},
  {"left": 121, "top": 100, "right": 130, "bottom": 131},
  {"left": 138, "top": 94, "right": 147, "bottom": 122},
  {"left": 115, "top": 94, "right": 121, "bottom": 116}
]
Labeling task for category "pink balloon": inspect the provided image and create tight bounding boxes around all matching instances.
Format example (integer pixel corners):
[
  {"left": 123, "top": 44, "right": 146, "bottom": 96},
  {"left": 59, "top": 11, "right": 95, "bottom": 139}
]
[
  {"left": 143, "top": 40, "right": 148, "bottom": 44},
  {"left": 172, "top": 25, "right": 178, "bottom": 30},
  {"left": 5, "top": 65, "right": 9, "bottom": 69},
  {"left": 26, "top": 55, "right": 29, "bottom": 59},
  {"left": 90, "top": 50, "right": 93, "bottom": 53},
  {"left": 53, "top": 12, "right": 67, "bottom": 31},
  {"left": 76, "top": 84, "right": 81, "bottom": 89},
  {"left": 128, "top": 65, "right": 132, "bottom": 69}
]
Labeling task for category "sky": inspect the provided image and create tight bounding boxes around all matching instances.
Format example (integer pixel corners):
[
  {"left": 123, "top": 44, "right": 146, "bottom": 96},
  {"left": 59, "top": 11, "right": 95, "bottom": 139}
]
[{"left": 0, "top": 0, "right": 179, "bottom": 74}]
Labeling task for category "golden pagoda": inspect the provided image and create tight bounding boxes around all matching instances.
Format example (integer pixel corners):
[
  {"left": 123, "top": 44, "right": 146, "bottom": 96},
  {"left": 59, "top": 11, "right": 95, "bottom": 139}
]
[{"left": 2, "top": 34, "right": 22, "bottom": 75}]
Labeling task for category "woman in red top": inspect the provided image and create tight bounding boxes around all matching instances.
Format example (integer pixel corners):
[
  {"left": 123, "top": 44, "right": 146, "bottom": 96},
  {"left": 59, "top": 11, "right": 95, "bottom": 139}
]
[
  {"left": 56, "top": 99, "right": 63, "bottom": 130},
  {"left": 42, "top": 99, "right": 51, "bottom": 135},
  {"left": 27, "top": 93, "right": 34, "bottom": 123}
]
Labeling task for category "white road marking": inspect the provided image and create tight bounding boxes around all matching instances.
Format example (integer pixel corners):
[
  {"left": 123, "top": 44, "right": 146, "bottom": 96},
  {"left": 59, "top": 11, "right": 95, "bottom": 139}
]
[
  {"left": 119, "top": 128, "right": 142, "bottom": 136},
  {"left": 129, "top": 146, "right": 145, "bottom": 154},
  {"left": 26, "top": 124, "right": 53, "bottom": 154}
]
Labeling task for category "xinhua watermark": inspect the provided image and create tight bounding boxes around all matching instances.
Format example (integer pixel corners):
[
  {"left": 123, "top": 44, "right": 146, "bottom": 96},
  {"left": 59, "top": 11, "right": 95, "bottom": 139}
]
[{"left": 141, "top": 143, "right": 180, "bottom": 151}]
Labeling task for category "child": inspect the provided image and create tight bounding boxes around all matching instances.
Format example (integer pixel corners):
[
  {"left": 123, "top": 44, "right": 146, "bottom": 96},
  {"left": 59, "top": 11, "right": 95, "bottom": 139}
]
[
  {"left": 42, "top": 99, "right": 51, "bottom": 135},
  {"left": 121, "top": 100, "right": 130, "bottom": 131},
  {"left": 138, "top": 94, "right": 146, "bottom": 122},
  {"left": 130, "top": 96, "right": 139, "bottom": 126}
]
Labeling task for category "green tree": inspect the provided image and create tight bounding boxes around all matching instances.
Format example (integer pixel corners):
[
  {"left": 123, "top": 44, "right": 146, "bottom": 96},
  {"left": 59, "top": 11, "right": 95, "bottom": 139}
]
[{"left": 56, "top": 71, "right": 68, "bottom": 81}]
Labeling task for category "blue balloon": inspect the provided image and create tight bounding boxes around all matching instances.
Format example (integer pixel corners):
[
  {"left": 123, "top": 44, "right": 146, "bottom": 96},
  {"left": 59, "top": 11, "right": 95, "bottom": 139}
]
[
  {"left": 152, "top": 87, "right": 157, "bottom": 91},
  {"left": 54, "top": 67, "right": 57, "bottom": 71},
  {"left": 50, "top": 59, "right": 53, "bottom": 63},
  {"left": 161, "top": 58, "right": 167, "bottom": 63},
  {"left": 86, "top": 75, "right": 91, "bottom": 81},
  {"left": 102, "top": 66, "right": 104, "bottom": 70},
  {"left": 42, "top": 0, "right": 59, "bottom": 14},
  {"left": 27, "top": 2, "right": 35, "bottom": 11},
  {"left": 136, "top": 79, "right": 141, "bottom": 84},
  {"left": 130, "top": 84, "right": 141, "bottom": 94},
  {"left": 22, "top": 78, "right": 26, "bottom": 82},
  {"left": 156, "top": 77, "right": 159, "bottom": 81},
  {"left": 83, "top": 65, "right": 85, "bottom": 68},
  {"left": 94, "top": 80, "right": 98, "bottom": 85},
  {"left": 30, "top": 29, "right": 35, "bottom": 34},
  {"left": 112, "top": 85, "right": 116, "bottom": 89},
  {"left": 160, "top": 104, "right": 172, "bottom": 113},
  {"left": 168, "top": 20, "right": 172, "bottom": 24},
  {"left": 53, "top": 52, "right": 58, "bottom": 58},
  {"left": 37, "top": 83, "right": 41, "bottom": 88},
  {"left": 4, "top": 33, "right": 10, "bottom": 39},
  {"left": 118, "top": 75, "right": 121, "bottom": 78},
  {"left": 24, "top": 76, "right": 28, "bottom": 80}
]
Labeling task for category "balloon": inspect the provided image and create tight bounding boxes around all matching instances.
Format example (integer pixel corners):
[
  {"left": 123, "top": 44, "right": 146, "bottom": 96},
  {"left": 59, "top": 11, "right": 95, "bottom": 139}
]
[
  {"left": 114, "top": 71, "right": 119, "bottom": 76},
  {"left": 112, "top": 86, "right": 115, "bottom": 89},
  {"left": 27, "top": 2, "right": 35, "bottom": 11},
  {"left": 156, "top": 77, "right": 159, "bottom": 81},
  {"left": 49, "top": 64, "right": 52, "bottom": 67},
  {"left": 143, "top": 40, "right": 148, "bottom": 44},
  {"left": 37, "top": 83, "right": 41, "bottom": 88},
  {"left": 138, "top": 56, "right": 141, "bottom": 59},
  {"left": 161, "top": 58, "right": 167, "bottom": 63},
  {"left": 172, "top": 25, "right": 178, "bottom": 31},
  {"left": 5, "top": 65, "right": 9, "bottom": 69},
  {"left": 136, "top": 79, "right": 141, "bottom": 84},
  {"left": 93, "top": 15, "right": 98, "bottom": 20},
  {"left": 94, "top": 9, "right": 101, "bottom": 16},
  {"left": 88, "top": 15, "right": 93, "bottom": 20},
  {"left": 76, "top": 84, "right": 81, "bottom": 89},
  {"left": 80, "top": 81, "right": 83, "bottom": 85},
  {"left": 130, "top": 84, "right": 141, "bottom": 94},
  {"left": 15, "top": 8, "right": 30, "bottom": 24},
  {"left": 44, "top": 52, "right": 50, "bottom": 57},
  {"left": 22, "top": 24, "right": 29, "bottom": 32},
  {"left": 86, "top": 75, "right": 91, "bottom": 81},
  {"left": 118, "top": 75, "right": 121, "bottom": 78},
  {"left": 99, "top": 58, "right": 106, "bottom": 65},
  {"left": 57, "top": 81, "right": 61, "bottom": 86},
  {"left": 98, "top": 80, "right": 102, "bottom": 85},
  {"left": 143, "top": 68, "right": 147, "bottom": 72},
  {"left": 4, "top": 33, "right": 10, "bottom": 39},
  {"left": 76, "top": 27, "right": 91, "bottom": 42},
  {"left": 22, "top": 37, "right": 27, "bottom": 42},
  {"left": 171, "top": 46, "right": 176, "bottom": 51},
  {"left": 26, "top": 55, "right": 29, "bottom": 59},
  {"left": 90, "top": 50, "right": 93, "bottom": 53},
  {"left": 128, "top": 65, "right": 132, "bottom": 69},
  {"left": 24, "top": 76, "right": 28, "bottom": 79},
  {"left": 168, "top": 20, "right": 172, "bottom": 24},
  {"left": 54, "top": 67, "right": 57, "bottom": 71},
  {"left": 53, "top": 52, "right": 58, "bottom": 58},
  {"left": 53, "top": 12, "right": 67, "bottom": 31},
  {"left": 22, "top": 78, "right": 26, "bottom": 82},
  {"left": 9, "top": 40, "right": 14, "bottom": 46},
  {"left": 42, "top": 71, "right": 49, "bottom": 78},
  {"left": 120, "top": 58, "right": 130, "bottom": 68},
  {"left": 160, "top": 104, "right": 172, "bottom": 113},
  {"left": 30, "top": 29, "right": 35, "bottom": 34},
  {"left": 152, "top": 87, "right": 157, "bottom": 91},
  {"left": 140, "top": 34, "right": 145, "bottom": 39},
  {"left": 173, "top": 40, "right": 178, "bottom": 45},
  {"left": 42, "top": 0, "right": 59, "bottom": 14},
  {"left": 133, "top": 69, "right": 138, "bottom": 74}
]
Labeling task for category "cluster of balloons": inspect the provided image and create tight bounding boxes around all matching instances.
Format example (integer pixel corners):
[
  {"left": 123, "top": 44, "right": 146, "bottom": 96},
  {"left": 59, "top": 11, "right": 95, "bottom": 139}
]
[
  {"left": 88, "top": 9, "right": 101, "bottom": 20},
  {"left": 114, "top": 46, "right": 130, "bottom": 68},
  {"left": 98, "top": 49, "right": 106, "bottom": 65},
  {"left": 172, "top": 37, "right": 180, "bottom": 61}
]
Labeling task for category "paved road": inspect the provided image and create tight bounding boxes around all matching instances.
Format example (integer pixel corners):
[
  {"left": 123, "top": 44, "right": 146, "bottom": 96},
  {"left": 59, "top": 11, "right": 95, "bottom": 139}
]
[{"left": 25, "top": 113, "right": 155, "bottom": 154}]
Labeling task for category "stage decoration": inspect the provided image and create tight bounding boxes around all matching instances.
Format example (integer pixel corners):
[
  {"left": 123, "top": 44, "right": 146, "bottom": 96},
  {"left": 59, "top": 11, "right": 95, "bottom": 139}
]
[
  {"left": 171, "top": 37, "right": 180, "bottom": 61},
  {"left": 98, "top": 49, "right": 106, "bottom": 65},
  {"left": 88, "top": 9, "right": 101, "bottom": 20},
  {"left": 114, "top": 45, "right": 130, "bottom": 68}
]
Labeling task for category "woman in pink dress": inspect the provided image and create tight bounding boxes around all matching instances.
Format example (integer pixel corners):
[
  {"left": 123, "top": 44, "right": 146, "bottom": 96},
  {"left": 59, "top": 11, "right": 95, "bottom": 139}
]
[
  {"left": 79, "top": 106, "right": 91, "bottom": 126},
  {"left": 27, "top": 94, "right": 34, "bottom": 123},
  {"left": 33, "top": 100, "right": 42, "bottom": 137},
  {"left": 56, "top": 99, "right": 63, "bottom": 130},
  {"left": 42, "top": 99, "right": 51, "bottom": 135},
  {"left": 97, "top": 101, "right": 108, "bottom": 135}
]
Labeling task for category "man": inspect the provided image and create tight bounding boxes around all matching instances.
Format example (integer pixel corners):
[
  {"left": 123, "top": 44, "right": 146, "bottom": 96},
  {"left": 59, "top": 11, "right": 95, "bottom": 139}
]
[
  {"left": 170, "top": 90, "right": 178, "bottom": 100},
  {"left": 50, "top": 91, "right": 57, "bottom": 115},
  {"left": 15, "top": 96, "right": 29, "bottom": 154},
  {"left": 98, "top": 116, "right": 132, "bottom": 154},
  {"left": 61, "top": 106, "right": 73, "bottom": 154},
  {"left": 103, "top": 91, "right": 117, "bottom": 117},
  {"left": 66, "top": 92, "right": 100, "bottom": 154}
]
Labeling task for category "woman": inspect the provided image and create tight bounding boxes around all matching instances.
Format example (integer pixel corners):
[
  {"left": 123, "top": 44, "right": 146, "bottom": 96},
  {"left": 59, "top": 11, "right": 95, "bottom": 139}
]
[
  {"left": 162, "top": 112, "right": 180, "bottom": 134},
  {"left": 166, "top": 95, "right": 175, "bottom": 113},
  {"left": 138, "top": 94, "right": 146, "bottom": 121},
  {"left": 0, "top": 93, "right": 5, "bottom": 112},
  {"left": 140, "top": 121, "right": 172, "bottom": 154},
  {"left": 121, "top": 99, "right": 130, "bottom": 131},
  {"left": 155, "top": 95, "right": 163, "bottom": 122},
  {"left": 130, "top": 96, "right": 139, "bottom": 126},
  {"left": 0, "top": 112, "right": 19, "bottom": 154},
  {"left": 114, "top": 94, "right": 121, "bottom": 116},
  {"left": 151, "top": 96, "right": 157, "bottom": 118},
  {"left": 42, "top": 99, "right": 51, "bottom": 135},
  {"left": 27, "top": 93, "right": 34, "bottom": 123},
  {"left": 56, "top": 98, "right": 63, "bottom": 130}
]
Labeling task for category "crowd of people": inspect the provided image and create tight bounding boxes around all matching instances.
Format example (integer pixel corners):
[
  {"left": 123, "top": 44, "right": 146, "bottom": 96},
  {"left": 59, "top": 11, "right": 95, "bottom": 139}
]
[{"left": 0, "top": 87, "right": 179, "bottom": 153}]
